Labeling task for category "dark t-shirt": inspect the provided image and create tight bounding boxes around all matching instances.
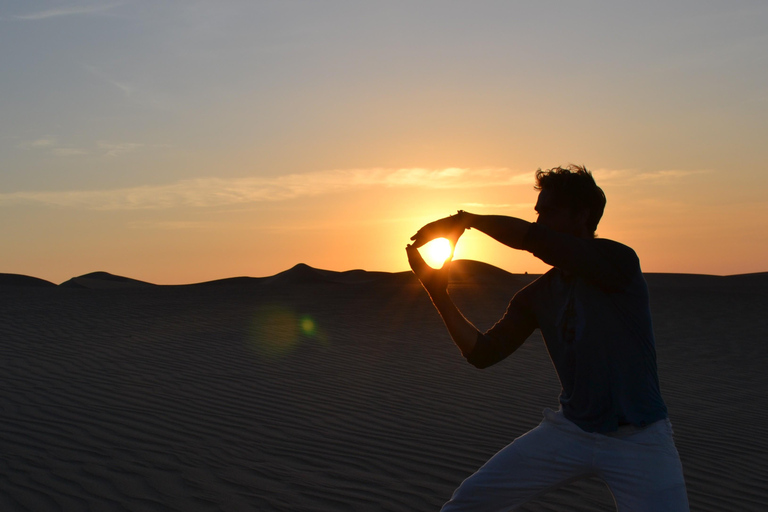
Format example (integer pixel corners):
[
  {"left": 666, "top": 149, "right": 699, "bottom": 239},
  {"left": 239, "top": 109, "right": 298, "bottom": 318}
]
[{"left": 467, "top": 223, "right": 668, "bottom": 433}]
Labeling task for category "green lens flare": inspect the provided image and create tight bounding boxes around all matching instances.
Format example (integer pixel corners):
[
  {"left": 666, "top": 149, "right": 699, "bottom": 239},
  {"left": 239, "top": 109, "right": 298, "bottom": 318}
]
[
  {"left": 300, "top": 316, "right": 316, "bottom": 336},
  {"left": 248, "top": 306, "right": 325, "bottom": 357}
]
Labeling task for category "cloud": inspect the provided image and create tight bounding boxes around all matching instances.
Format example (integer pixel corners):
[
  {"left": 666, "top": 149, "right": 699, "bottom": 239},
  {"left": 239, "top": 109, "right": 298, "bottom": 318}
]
[
  {"left": 125, "top": 220, "right": 220, "bottom": 230},
  {"left": 29, "top": 138, "right": 57, "bottom": 147},
  {"left": 83, "top": 64, "right": 135, "bottom": 97},
  {"left": 18, "top": 137, "right": 146, "bottom": 157},
  {"left": 12, "top": 3, "right": 121, "bottom": 21},
  {"left": 592, "top": 168, "right": 711, "bottom": 185},
  {"left": 98, "top": 142, "right": 144, "bottom": 157},
  {"left": 18, "top": 138, "right": 58, "bottom": 150},
  {"left": 19, "top": 137, "right": 89, "bottom": 156},
  {"left": 0, "top": 167, "right": 531, "bottom": 210},
  {"left": 461, "top": 202, "right": 532, "bottom": 210},
  {"left": 634, "top": 170, "right": 711, "bottom": 181},
  {"left": 52, "top": 147, "right": 89, "bottom": 157}
]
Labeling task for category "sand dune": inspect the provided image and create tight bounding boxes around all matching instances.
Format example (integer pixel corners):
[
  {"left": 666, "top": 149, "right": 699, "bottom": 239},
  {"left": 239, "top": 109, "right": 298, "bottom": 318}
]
[
  {"left": 0, "top": 273, "right": 57, "bottom": 288},
  {"left": 1, "top": 263, "right": 766, "bottom": 511},
  {"left": 59, "top": 271, "right": 157, "bottom": 290}
]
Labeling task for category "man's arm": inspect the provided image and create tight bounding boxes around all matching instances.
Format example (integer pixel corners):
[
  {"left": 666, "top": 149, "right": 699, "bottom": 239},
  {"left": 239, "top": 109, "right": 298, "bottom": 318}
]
[
  {"left": 411, "top": 211, "right": 636, "bottom": 292},
  {"left": 406, "top": 244, "right": 534, "bottom": 367},
  {"left": 409, "top": 211, "right": 531, "bottom": 251},
  {"left": 461, "top": 212, "right": 532, "bottom": 250},
  {"left": 405, "top": 244, "right": 479, "bottom": 357},
  {"left": 406, "top": 211, "right": 532, "bottom": 361}
]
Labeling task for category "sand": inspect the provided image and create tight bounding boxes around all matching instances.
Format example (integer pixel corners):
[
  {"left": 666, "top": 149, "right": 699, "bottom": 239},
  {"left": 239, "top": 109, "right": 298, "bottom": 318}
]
[{"left": 1, "top": 263, "right": 766, "bottom": 511}]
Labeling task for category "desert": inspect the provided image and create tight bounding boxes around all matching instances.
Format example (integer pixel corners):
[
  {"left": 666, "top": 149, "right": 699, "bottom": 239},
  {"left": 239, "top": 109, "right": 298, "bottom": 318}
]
[{"left": 1, "top": 263, "right": 767, "bottom": 511}]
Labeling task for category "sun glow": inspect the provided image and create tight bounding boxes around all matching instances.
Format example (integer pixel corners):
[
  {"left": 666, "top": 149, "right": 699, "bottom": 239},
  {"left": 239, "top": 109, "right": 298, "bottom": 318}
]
[{"left": 419, "top": 238, "right": 454, "bottom": 269}]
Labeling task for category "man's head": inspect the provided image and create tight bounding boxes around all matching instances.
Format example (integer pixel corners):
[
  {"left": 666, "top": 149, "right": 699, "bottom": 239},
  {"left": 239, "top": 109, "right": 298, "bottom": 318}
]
[{"left": 533, "top": 165, "right": 606, "bottom": 238}]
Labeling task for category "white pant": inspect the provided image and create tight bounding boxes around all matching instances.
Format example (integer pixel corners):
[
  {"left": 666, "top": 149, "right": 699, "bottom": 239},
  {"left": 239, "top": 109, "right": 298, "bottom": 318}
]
[{"left": 442, "top": 408, "right": 689, "bottom": 512}]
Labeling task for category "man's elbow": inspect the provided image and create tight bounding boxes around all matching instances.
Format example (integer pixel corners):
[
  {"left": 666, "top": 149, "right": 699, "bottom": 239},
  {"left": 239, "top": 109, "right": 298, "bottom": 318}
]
[{"left": 464, "top": 335, "right": 502, "bottom": 369}]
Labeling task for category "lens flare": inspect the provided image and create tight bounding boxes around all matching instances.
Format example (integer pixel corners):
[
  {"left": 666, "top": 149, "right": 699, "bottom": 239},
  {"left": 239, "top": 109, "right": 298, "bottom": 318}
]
[
  {"left": 249, "top": 305, "right": 299, "bottom": 357},
  {"left": 300, "top": 316, "right": 316, "bottom": 336},
  {"left": 248, "top": 305, "right": 326, "bottom": 357}
]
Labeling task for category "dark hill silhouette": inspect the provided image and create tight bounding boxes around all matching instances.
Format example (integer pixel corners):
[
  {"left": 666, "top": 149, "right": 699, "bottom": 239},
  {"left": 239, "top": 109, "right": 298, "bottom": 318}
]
[
  {"left": 448, "top": 259, "right": 538, "bottom": 286},
  {"left": 644, "top": 271, "right": 768, "bottom": 290},
  {"left": 60, "top": 271, "right": 156, "bottom": 289},
  {"left": 182, "top": 276, "right": 263, "bottom": 287},
  {"left": 4, "top": 265, "right": 767, "bottom": 290},
  {"left": 0, "top": 273, "right": 57, "bottom": 288},
  {"left": 261, "top": 263, "right": 396, "bottom": 286}
]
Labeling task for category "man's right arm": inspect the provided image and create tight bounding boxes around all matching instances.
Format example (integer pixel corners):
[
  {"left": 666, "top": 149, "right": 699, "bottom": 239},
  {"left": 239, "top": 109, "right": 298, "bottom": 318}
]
[
  {"left": 405, "top": 244, "right": 480, "bottom": 358},
  {"left": 406, "top": 244, "right": 535, "bottom": 367}
]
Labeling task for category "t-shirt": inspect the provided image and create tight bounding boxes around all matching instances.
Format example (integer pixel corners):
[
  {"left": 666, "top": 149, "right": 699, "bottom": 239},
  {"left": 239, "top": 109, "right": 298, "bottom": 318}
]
[{"left": 467, "top": 223, "right": 668, "bottom": 433}]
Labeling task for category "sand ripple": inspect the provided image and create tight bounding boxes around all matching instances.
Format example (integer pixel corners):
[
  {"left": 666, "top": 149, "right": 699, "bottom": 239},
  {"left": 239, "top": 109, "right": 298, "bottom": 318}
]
[{"left": 1, "top": 269, "right": 766, "bottom": 510}]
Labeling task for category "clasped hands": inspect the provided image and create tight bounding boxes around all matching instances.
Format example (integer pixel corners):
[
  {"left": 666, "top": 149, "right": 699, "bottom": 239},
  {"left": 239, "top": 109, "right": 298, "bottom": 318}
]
[{"left": 406, "top": 211, "right": 468, "bottom": 294}]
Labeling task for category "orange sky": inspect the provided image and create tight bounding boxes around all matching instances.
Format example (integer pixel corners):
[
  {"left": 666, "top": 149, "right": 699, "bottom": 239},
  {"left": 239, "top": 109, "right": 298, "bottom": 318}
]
[{"left": 2, "top": 3, "right": 767, "bottom": 284}]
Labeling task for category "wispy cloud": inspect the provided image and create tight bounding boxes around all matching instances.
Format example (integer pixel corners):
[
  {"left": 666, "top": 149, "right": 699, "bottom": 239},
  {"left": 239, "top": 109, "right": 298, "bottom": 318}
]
[
  {"left": 18, "top": 138, "right": 59, "bottom": 149},
  {"left": 28, "top": 138, "right": 58, "bottom": 148},
  {"left": 634, "top": 170, "right": 711, "bottom": 181},
  {"left": 84, "top": 64, "right": 135, "bottom": 97},
  {"left": 18, "top": 137, "right": 90, "bottom": 156},
  {"left": 0, "top": 168, "right": 530, "bottom": 210},
  {"left": 98, "top": 141, "right": 144, "bottom": 157},
  {"left": 18, "top": 137, "right": 146, "bottom": 157},
  {"left": 52, "top": 148, "right": 89, "bottom": 157},
  {"left": 461, "top": 202, "right": 532, "bottom": 210},
  {"left": 12, "top": 3, "right": 121, "bottom": 21},
  {"left": 2, "top": 167, "right": 708, "bottom": 211},
  {"left": 125, "top": 220, "right": 220, "bottom": 231},
  {"left": 592, "top": 168, "right": 711, "bottom": 185}
]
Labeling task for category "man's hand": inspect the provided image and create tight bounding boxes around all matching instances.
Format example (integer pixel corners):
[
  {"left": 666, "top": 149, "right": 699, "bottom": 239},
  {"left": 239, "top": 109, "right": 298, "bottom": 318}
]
[
  {"left": 409, "top": 211, "right": 469, "bottom": 249},
  {"left": 406, "top": 244, "right": 449, "bottom": 296}
]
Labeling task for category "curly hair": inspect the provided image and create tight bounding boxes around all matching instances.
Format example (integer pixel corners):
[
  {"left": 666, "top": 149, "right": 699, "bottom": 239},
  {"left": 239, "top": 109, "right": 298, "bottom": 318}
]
[{"left": 534, "top": 165, "right": 606, "bottom": 235}]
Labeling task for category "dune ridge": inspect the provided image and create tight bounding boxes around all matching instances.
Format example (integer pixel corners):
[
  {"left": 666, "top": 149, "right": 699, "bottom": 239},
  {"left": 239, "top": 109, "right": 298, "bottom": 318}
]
[
  {"left": 0, "top": 263, "right": 766, "bottom": 510},
  {"left": 5, "top": 262, "right": 765, "bottom": 289}
]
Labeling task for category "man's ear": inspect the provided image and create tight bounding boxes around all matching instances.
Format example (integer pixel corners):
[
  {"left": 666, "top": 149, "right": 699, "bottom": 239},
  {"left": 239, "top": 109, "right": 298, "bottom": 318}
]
[{"left": 575, "top": 208, "right": 591, "bottom": 235}]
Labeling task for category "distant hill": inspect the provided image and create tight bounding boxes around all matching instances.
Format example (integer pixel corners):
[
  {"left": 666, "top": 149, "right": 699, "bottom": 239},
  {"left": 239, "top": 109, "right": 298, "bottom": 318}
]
[
  {"left": 0, "top": 273, "right": 57, "bottom": 288},
  {"left": 60, "top": 271, "right": 156, "bottom": 289},
  {"left": 644, "top": 271, "right": 768, "bottom": 290},
  {"left": 260, "top": 263, "right": 401, "bottom": 286},
  {"left": 181, "top": 276, "right": 263, "bottom": 287},
  {"left": 3, "top": 265, "right": 767, "bottom": 289},
  {"left": 448, "top": 259, "right": 538, "bottom": 286}
]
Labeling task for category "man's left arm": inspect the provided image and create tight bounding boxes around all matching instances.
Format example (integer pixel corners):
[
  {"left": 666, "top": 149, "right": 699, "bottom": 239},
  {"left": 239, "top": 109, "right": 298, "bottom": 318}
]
[{"left": 409, "top": 210, "right": 637, "bottom": 291}]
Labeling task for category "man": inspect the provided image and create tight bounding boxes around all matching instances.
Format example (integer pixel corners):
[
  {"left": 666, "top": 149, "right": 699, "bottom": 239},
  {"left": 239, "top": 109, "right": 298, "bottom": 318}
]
[{"left": 406, "top": 166, "right": 688, "bottom": 511}]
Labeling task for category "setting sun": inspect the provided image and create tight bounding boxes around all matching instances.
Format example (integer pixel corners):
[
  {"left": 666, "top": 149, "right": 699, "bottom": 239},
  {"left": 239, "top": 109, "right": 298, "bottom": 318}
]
[{"left": 419, "top": 238, "right": 454, "bottom": 269}]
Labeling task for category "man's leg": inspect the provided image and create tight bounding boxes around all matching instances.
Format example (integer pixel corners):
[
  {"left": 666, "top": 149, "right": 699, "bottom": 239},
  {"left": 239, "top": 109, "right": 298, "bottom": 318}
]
[
  {"left": 441, "top": 409, "right": 595, "bottom": 511},
  {"left": 596, "top": 419, "right": 689, "bottom": 512}
]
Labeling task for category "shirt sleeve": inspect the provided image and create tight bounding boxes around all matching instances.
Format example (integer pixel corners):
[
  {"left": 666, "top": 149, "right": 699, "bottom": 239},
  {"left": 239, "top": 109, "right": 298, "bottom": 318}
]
[
  {"left": 521, "top": 223, "right": 639, "bottom": 292},
  {"left": 466, "top": 285, "right": 538, "bottom": 369}
]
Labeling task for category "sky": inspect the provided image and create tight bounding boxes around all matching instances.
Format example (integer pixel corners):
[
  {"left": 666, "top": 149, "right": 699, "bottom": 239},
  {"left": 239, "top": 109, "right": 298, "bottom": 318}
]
[{"left": 1, "top": 1, "right": 767, "bottom": 284}]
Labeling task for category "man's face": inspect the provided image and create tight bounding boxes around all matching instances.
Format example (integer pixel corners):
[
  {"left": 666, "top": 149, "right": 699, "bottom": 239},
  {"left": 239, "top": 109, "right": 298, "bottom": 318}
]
[{"left": 534, "top": 189, "right": 586, "bottom": 237}]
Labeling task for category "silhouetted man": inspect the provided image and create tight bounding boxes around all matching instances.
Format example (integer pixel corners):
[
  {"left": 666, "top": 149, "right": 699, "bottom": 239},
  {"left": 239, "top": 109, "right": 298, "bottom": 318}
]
[{"left": 406, "top": 166, "right": 688, "bottom": 511}]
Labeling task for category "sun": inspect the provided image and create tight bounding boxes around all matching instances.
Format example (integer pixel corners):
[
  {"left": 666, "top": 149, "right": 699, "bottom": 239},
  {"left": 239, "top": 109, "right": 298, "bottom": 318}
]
[{"left": 419, "top": 238, "right": 454, "bottom": 269}]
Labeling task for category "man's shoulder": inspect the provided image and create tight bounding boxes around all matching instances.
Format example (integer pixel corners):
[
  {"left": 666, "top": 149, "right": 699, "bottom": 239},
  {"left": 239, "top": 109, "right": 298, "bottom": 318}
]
[
  {"left": 592, "top": 237, "right": 640, "bottom": 266},
  {"left": 592, "top": 236, "right": 635, "bottom": 251}
]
